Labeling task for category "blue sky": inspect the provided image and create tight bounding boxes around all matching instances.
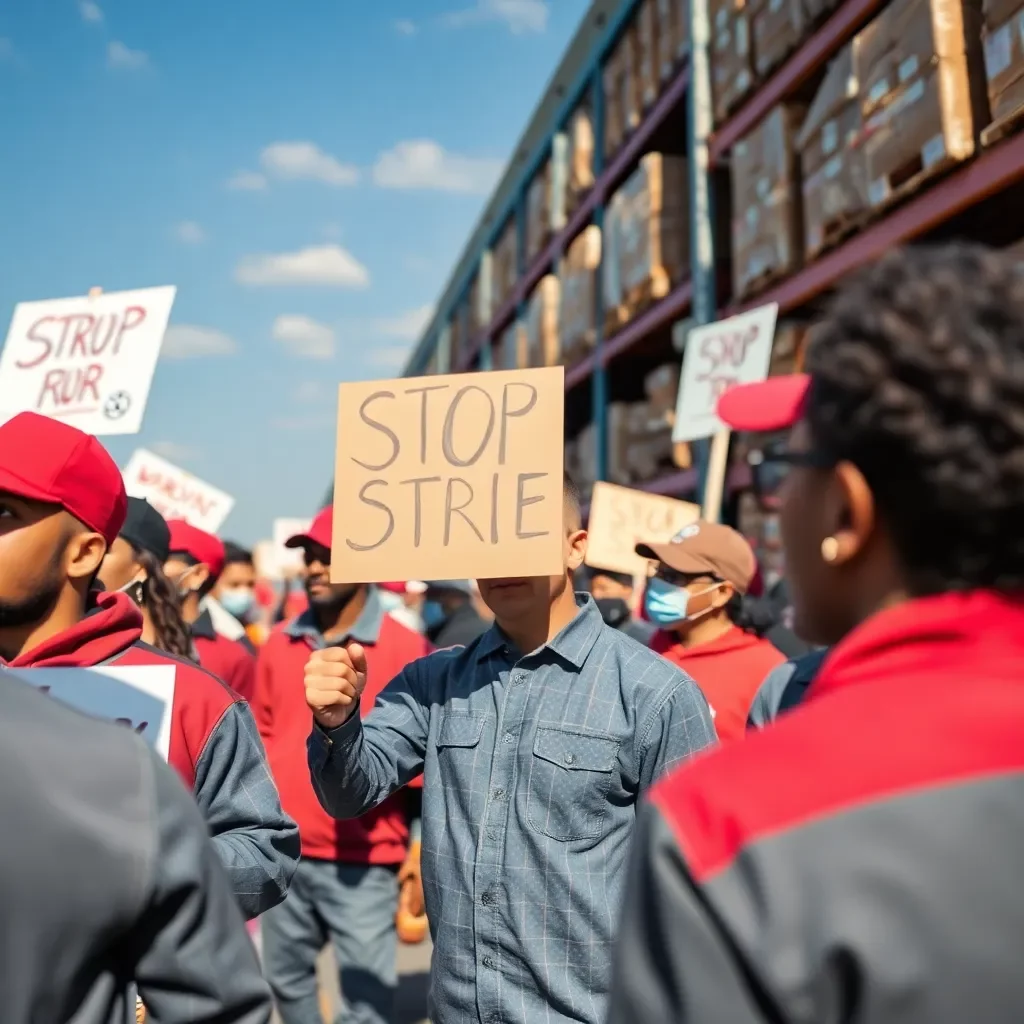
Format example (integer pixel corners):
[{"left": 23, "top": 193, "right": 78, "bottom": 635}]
[{"left": 0, "top": 0, "right": 588, "bottom": 544}]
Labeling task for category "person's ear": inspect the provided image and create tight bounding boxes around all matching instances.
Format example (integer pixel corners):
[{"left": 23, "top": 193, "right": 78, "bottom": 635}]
[
  {"left": 566, "top": 528, "right": 588, "bottom": 574},
  {"left": 66, "top": 531, "right": 108, "bottom": 582},
  {"left": 823, "top": 461, "right": 875, "bottom": 567},
  {"left": 710, "top": 580, "right": 735, "bottom": 609},
  {"left": 193, "top": 564, "right": 212, "bottom": 592}
]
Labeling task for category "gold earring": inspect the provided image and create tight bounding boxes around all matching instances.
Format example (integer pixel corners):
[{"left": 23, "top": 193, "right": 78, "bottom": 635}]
[{"left": 820, "top": 536, "right": 840, "bottom": 563}]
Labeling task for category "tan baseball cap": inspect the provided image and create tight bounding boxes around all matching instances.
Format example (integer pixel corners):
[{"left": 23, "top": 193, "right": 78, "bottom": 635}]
[{"left": 635, "top": 521, "right": 757, "bottom": 594}]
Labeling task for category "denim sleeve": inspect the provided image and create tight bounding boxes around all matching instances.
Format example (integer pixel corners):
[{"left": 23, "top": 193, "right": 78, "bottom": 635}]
[
  {"left": 135, "top": 752, "right": 273, "bottom": 1024},
  {"left": 192, "top": 701, "right": 300, "bottom": 919},
  {"left": 747, "top": 661, "right": 798, "bottom": 730},
  {"left": 637, "top": 671, "right": 718, "bottom": 790},
  {"left": 308, "top": 660, "right": 431, "bottom": 821}
]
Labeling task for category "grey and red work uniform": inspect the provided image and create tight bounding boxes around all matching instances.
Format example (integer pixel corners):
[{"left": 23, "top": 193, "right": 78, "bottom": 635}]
[{"left": 608, "top": 588, "right": 1024, "bottom": 1024}]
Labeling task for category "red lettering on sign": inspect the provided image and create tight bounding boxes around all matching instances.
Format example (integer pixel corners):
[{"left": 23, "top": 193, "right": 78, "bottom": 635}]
[
  {"left": 136, "top": 466, "right": 218, "bottom": 519},
  {"left": 36, "top": 363, "right": 104, "bottom": 415},
  {"left": 17, "top": 305, "right": 147, "bottom": 369},
  {"left": 694, "top": 323, "right": 760, "bottom": 402}
]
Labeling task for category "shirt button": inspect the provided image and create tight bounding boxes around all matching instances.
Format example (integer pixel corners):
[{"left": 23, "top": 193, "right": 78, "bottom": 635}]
[
  {"left": 503, "top": 731, "right": 514, "bottom": 743},
  {"left": 487, "top": 829, "right": 499, "bottom": 841},
  {"left": 481, "top": 891, "right": 496, "bottom": 906},
  {"left": 564, "top": 752, "right": 576, "bottom": 765},
  {"left": 512, "top": 672, "right": 523, "bottom": 684},
  {"left": 502, "top": 646, "right": 510, "bottom": 656},
  {"left": 483, "top": 955, "right": 497, "bottom": 969},
  {"left": 492, "top": 788, "right": 504, "bottom": 800}
]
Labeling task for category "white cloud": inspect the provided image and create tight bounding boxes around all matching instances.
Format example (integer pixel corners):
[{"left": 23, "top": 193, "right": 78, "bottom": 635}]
[
  {"left": 79, "top": 1, "right": 103, "bottom": 23},
  {"left": 372, "top": 304, "right": 434, "bottom": 341},
  {"left": 394, "top": 18, "right": 418, "bottom": 35},
  {"left": 372, "top": 140, "right": 504, "bottom": 195},
  {"left": 444, "top": 0, "right": 549, "bottom": 33},
  {"left": 149, "top": 441, "right": 201, "bottom": 464},
  {"left": 161, "top": 324, "right": 238, "bottom": 359},
  {"left": 235, "top": 244, "right": 370, "bottom": 288},
  {"left": 260, "top": 141, "right": 358, "bottom": 187},
  {"left": 226, "top": 170, "right": 268, "bottom": 192},
  {"left": 272, "top": 315, "right": 336, "bottom": 359},
  {"left": 107, "top": 40, "right": 149, "bottom": 70},
  {"left": 173, "top": 220, "right": 206, "bottom": 244}
]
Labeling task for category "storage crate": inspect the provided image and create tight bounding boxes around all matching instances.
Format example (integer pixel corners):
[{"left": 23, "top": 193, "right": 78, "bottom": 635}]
[
  {"left": 752, "top": 0, "right": 806, "bottom": 77},
  {"left": 637, "top": 0, "right": 661, "bottom": 110},
  {"left": 492, "top": 217, "right": 519, "bottom": 311},
  {"left": 603, "top": 153, "right": 690, "bottom": 331},
  {"left": 526, "top": 158, "right": 553, "bottom": 262},
  {"left": 558, "top": 226, "right": 602, "bottom": 369},
  {"left": 731, "top": 104, "right": 805, "bottom": 299},
  {"left": 712, "top": 0, "right": 756, "bottom": 123},
  {"left": 524, "top": 275, "right": 561, "bottom": 368},
  {"left": 857, "top": 0, "right": 988, "bottom": 211},
  {"left": 566, "top": 104, "right": 596, "bottom": 214},
  {"left": 657, "top": 0, "right": 691, "bottom": 81},
  {"left": 981, "top": 0, "right": 1024, "bottom": 143}
]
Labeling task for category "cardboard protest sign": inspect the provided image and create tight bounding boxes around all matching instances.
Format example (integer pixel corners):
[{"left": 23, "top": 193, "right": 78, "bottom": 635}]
[
  {"left": 331, "top": 366, "right": 565, "bottom": 583},
  {"left": 272, "top": 518, "right": 312, "bottom": 578},
  {"left": 672, "top": 303, "right": 779, "bottom": 442},
  {"left": 585, "top": 481, "right": 701, "bottom": 577},
  {"left": 0, "top": 286, "right": 176, "bottom": 436},
  {"left": 122, "top": 448, "right": 234, "bottom": 532},
  {"left": 12, "top": 665, "right": 176, "bottom": 760}
]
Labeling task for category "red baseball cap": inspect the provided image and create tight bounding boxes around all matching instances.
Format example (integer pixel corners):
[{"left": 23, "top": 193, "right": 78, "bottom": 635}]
[
  {"left": 285, "top": 506, "right": 333, "bottom": 551},
  {"left": 717, "top": 373, "right": 811, "bottom": 433},
  {"left": 166, "top": 519, "right": 226, "bottom": 580},
  {"left": 0, "top": 411, "right": 126, "bottom": 546}
]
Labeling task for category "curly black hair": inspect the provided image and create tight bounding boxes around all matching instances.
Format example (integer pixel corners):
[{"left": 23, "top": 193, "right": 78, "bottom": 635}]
[
  {"left": 134, "top": 548, "right": 195, "bottom": 660},
  {"left": 805, "top": 243, "right": 1024, "bottom": 595}
]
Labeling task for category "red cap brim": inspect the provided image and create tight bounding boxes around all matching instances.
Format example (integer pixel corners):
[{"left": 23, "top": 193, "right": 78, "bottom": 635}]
[{"left": 717, "top": 374, "right": 810, "bottom": 433}]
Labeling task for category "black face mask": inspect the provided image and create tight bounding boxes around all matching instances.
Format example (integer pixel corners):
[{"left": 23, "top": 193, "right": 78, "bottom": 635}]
[{"left": 595, "top": 597, "right": 630, "bottom": 628}]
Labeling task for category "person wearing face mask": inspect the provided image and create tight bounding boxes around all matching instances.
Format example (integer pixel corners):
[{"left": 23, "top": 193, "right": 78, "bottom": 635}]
[
  {"left": 214, "top": 542, "right": 260, "bottom": 636},
  {"left": 586, "top": 565, "right": 655, "bottom": 645},
  {"left": 637, "top": 521, "right": 785, "bottom": 742},
  {"left": 97, "top": 497, "right": 194, "bottom": 660},
  {"left": 252, "top": 507, "right": 432, "bottom": 1024},
  {"left": 164, "top": 521, "right": 257, "bottom": 701},
  {"left": 422, "top": 579, "right": 489, "bottom": 648}
]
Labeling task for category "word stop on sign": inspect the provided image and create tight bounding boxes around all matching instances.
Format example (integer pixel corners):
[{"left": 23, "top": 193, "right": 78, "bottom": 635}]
[{"left": 331, "top": 367, "right": 565, "bottom": 584}]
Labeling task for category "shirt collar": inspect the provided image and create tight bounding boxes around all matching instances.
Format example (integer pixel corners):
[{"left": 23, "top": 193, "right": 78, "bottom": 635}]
[
  {"left": 286, "top": 585, "right": 384, "bottom": 648},
  {"left": 190, "top": 607, "right": 217, "bottom": 641},
  {"left": 476, "top": 593, "right": 603, "bottom": 669}
]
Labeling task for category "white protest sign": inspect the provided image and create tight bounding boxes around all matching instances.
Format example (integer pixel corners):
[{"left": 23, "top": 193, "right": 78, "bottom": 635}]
[
  {"left": 0, "top": 286, "right": 176, "bottom": 436},
  {"left": 672, "top": 303, "right": 779, "bottom": 442},
  {"left": 12, "top": 665, "right": 176, "bottom": 760},
  {"left": 273, "top": 518, "right": 312, "bottom": 578},
  {"left": 122, "top": 448, "right": 234, "bottom": 532}
]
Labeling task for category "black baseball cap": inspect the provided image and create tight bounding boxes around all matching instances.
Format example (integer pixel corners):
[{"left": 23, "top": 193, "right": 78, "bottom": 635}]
[{"left": 119, "top": 497, "right": 171, "bottom": 562}]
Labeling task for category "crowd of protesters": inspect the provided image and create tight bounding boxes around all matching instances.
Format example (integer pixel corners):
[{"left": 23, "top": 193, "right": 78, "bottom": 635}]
[{"left": 2, "top": 242, "right": 1024, "bottom": 1024}]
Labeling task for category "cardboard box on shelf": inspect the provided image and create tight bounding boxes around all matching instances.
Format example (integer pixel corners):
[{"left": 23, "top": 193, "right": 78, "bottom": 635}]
[
  {"left": 797, "top": 43, "right": 871, "bottom": 258},
  {"left": 856, "top": 0, "right": 988, "bottom": 211},
  {"left": 656, "top": 0, "right": 690, "bottom": 81},
  {"left": 568, "top": 423, "right": 598, "bottom": 498},
  {"left": 467, "top": 255, "right": 494, "bottom": 336},
  {"left": 637, "top": 0, "right": 661, "bottom": 110},
  {"left": 731, "top": 104, "right": 805, "bottom": 300},
  {"left": 607, "top": 400, "right": 681, "bottom": 486},
  {"left": 448, "top": 306, "right": 466, "bottom": 371},
  {"left": 752, "top": 0, "right": 806, "bottom": 78},
  {"left": 566, "top": 104, "right": 596, "bottom": 214},
  {"left": 526, "top": 159, "right": 553, "bottom": 262},
  {"left": 604, "top": 154, "right": 690, "bottom": 330},
  {"left": 982, "top": 2, "right": 1024, "bottom": 142},
  {"left": 645, "top": 363, "right": 694, "bottom": 470},
  {"left": 492, "top": 321, "right": 526, "bottom": 371},
  {"left": 524, "top": 275, "right": 561, "bottom": 369},
  {"left": 558, "top": 226, "right": 602, "bottom": 369},
  {"left": 604, "top": 47, "right": 625, "bottom": 158},
  {"left": 711, "top": 0, "right": 756, "bottom": 123},
  {"left": 493, "top": 217, "right": 519, "bottom": 311}
]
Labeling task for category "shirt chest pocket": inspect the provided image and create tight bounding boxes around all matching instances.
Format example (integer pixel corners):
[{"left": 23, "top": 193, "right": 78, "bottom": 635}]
[
  {"left": 434, "top": 712, "right": 487, "bottom": 778},
  {"left": 526, "top": 726, "right": 620, "bottom": 842}
]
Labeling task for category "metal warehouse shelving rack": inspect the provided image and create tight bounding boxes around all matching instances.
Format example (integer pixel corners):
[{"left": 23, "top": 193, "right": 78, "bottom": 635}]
[{"left": 399, "top": 0, "right": 1024, "bottom": 507}]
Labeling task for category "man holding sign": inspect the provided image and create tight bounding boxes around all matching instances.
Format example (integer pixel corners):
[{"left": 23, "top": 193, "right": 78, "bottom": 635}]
[
  {"left": 305, "top": 444, "right": 716, "bottom": 1024},
  {"left": 0, "top": 411, "right": 298, "bottom": 921}
]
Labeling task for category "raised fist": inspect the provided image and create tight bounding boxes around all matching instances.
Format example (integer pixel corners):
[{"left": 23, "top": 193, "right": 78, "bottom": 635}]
[{"left": 304, "top": 643, "right": 368, "bottom": 730}]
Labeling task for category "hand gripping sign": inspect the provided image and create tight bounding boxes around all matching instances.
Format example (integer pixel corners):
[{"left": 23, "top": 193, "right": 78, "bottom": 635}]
[
  {"left": 0, "top": 286, "right": 176, "bottom": 436},
  {"left": 331, "top": 366, "right": 565, "bottom": 584}
]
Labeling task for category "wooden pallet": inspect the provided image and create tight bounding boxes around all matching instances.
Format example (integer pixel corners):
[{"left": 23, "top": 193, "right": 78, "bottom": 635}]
[
  {"left": 807, "top": 205, "right": 872, "bottom": 262},
  {"left": 868, "top": 144, "right": 965, "bottom": 216},
  {"left": 735, "top": 260, "right": 796, "bottom": 302},
  {"left": 981, "top": 101, "right": 1024, "bottom": 148}
]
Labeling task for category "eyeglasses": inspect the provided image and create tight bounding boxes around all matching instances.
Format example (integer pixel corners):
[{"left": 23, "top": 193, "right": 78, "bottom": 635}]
[
  {"left": 648, "top": 564, "right": 723, "bottom": 589},
  {"left": 747, "top": 443, "right": 835, "bottom": 507}
]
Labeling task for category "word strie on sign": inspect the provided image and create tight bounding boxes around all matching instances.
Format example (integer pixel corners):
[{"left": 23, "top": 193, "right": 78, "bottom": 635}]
[
  {"left": 585, "top": 481, "right": 702, "bottom": 578},
  {"left": 332, "top": 366, "right": 565, "bottom": 584},
  {"left": 672, "top": 302, "right": 779, "bottom": 443},
  {"left": 0, "top": 286, "right": 176, "bottom": 436},
  {"left": 122, "top": 448, "right": 235, "bottom": 533},
  {"left": 13, "top": 665, "right": 176, "bottom": 760}
]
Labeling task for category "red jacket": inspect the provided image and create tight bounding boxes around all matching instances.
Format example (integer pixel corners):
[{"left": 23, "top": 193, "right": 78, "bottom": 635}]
[
  {"left": 8, "top": 590, "right": 299, "bottom": 919},
  {"left": 190, "top": 607, "right": 257, "bottom": 702},
  {"left": 651, "top": 625, "right": 785, "bottom": 741},
  {"left": 254, "top": 600, "right": 431, "bottom": 863}
]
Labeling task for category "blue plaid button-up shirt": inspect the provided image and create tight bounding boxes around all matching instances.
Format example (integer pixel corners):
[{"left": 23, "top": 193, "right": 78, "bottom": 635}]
[{"left": 308, "top": 595, "right": 716, "bottom": 1024}]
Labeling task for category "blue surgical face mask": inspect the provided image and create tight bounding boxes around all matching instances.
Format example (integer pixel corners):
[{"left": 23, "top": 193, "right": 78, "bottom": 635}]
[
  {"left": 644, "top": 577, "right": 722, "bottom": 627},
  {"left": 422, "top": 599, "right": 446, "bottom": 629},
  {"left": 219, "top": 587, "right": 255, "bottom": 620}
]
